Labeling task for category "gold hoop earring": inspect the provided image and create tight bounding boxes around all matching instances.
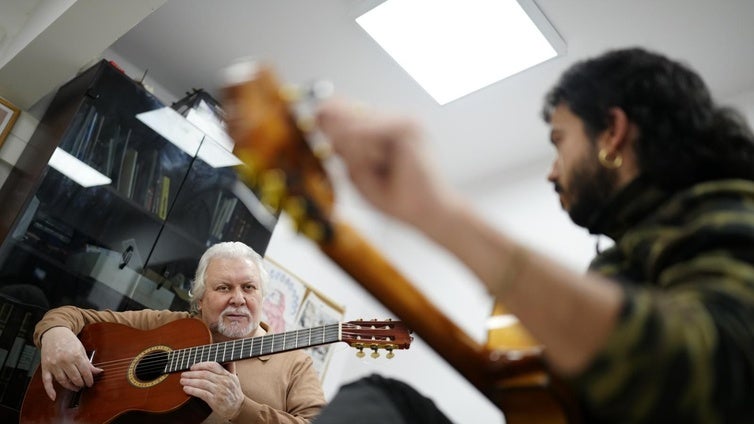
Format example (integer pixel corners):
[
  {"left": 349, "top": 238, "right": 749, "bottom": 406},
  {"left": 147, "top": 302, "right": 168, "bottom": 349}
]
[{"left": 598, "top": 149, "right": 623, "bottom": 169}]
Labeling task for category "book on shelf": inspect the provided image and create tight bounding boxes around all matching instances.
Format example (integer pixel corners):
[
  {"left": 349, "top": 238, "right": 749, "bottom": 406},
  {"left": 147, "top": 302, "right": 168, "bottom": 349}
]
[
  {"left": 133, "top": 150, "right": 159, "bottom": 209},
  {"left": 117, "top": 148, "right": 139, "bottom": 199},
  {"left": 67, "top": 105, "right": 108, "bottom": 162},
  {"left": 104, "top": 126, "right": 121, "bottom": 178},
  {"left": 210, "top": 196, "right": 238, "bottom": 240},
  {"left": 113, "top": 128, "right": 133, "bottom": 191},
  {"left": 157, "top": 175, "right": 171, "bottom": 219},
  {"left": 225, "top": 209, "right": 248, "bottom": 241},
  {"left": 63, "top": 103, "right": 95, "bottom": 156},
  {"left": 81, "top": 114, "right": 106, "bottom": 163}
]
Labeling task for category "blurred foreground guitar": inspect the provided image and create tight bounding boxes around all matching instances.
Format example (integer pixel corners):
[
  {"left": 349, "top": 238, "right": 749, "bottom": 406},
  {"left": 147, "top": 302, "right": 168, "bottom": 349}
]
[
  {"left": 221, "top": 62, "right": 581, "bottom": 424},
  {"left": 20, "top": 318, "right": 410, "bottom": 423}
]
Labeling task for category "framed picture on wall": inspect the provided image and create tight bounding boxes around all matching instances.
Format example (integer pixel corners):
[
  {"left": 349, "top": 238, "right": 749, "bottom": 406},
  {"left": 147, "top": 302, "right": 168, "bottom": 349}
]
[
  {"left": 0, "top": 97, "right": 20, "bottom": 149},
  {"left": 263, "top": 257, "right": 345, "bottom": 381}
]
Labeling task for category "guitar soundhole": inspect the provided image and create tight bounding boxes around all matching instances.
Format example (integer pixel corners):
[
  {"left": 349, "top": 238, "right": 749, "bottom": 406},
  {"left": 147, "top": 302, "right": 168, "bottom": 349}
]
[{"left": 134, "top": 351, "right": 169, "bottom": 382}]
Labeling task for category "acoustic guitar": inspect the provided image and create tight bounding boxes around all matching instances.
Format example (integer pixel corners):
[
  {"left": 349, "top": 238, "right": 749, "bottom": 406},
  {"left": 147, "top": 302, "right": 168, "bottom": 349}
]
[
  {"left": 20, "top": 318, "right": 410, "bottom": 423},
  {"left": 221, "top": 62, "right": 582, "bottom": 424}
]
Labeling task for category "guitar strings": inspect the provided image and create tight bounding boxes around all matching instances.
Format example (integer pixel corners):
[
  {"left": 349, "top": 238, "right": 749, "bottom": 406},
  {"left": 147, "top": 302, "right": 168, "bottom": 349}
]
[{"left": 62, "top": 325, "right": 402, "bottom": 386}]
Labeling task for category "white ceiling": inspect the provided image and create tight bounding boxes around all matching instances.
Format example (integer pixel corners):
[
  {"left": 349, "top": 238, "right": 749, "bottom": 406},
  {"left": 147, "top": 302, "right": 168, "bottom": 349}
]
[{"left": 109, "top": 0, "right": 754, "bottom": 188}]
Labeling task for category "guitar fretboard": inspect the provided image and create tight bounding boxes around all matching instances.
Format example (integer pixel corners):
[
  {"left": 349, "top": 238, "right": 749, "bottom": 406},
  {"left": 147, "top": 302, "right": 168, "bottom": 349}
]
[{"left": 165, "top": 323, "right": 341, "bottom": 373}]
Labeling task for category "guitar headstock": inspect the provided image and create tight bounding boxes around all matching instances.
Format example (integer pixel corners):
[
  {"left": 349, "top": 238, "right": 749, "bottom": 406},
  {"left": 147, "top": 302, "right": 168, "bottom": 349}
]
[
  {"left": 222, "top": 61, "right": 336, "bottom": 242},
  {"left": 342, "top": 319, "right": 413, "bottom": 358}
]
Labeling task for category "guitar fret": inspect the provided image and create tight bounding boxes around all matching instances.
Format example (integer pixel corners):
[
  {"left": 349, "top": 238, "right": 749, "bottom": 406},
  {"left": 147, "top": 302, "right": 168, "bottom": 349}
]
[
  {"left": 153, "top": 322, "right": 382, "bottom": 374},
  {"left": 262, "top": 334, "right": 269, "bottom": 355}
]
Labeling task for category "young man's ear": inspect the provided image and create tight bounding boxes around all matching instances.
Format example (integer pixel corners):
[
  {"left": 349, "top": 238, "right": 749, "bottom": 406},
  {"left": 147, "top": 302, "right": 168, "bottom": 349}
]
[{"left": 601, "top": 107, "right": 631, "bottom": 151}]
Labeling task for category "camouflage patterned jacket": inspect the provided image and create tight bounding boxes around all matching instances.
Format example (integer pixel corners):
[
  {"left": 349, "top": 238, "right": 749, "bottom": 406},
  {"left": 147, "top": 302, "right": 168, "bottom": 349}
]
[{"left": 573, "top": 177, "right": 754, "bottom": 423}]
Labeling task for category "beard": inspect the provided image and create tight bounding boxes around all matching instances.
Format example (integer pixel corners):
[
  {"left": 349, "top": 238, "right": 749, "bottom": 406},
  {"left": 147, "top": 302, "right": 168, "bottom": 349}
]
[
  {"left": 565, "top": 153, "right": 619, "bottom": 228},
  {"left": 210, "top": 307, "right": 258, "bottom": 339}
]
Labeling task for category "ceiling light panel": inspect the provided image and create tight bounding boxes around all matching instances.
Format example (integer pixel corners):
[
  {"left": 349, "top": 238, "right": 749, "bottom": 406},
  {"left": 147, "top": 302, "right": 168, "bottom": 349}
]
[{"left": 357, "top": 0, "right": 564, "bottom": 105}]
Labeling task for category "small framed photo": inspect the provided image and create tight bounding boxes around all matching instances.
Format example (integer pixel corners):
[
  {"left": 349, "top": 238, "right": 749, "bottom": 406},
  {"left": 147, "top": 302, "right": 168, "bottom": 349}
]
[{"left": 0, "top": 97, "right": 21, "bottom": 149}]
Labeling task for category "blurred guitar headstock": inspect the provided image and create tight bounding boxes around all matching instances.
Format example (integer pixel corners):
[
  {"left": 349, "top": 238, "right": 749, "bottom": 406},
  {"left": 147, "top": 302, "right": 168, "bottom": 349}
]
[{"left": 222, "top": 60, "right": 336, "bottom": 241}]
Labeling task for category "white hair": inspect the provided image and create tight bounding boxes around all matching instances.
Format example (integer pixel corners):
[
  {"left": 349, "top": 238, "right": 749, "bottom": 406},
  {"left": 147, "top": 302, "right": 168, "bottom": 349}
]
[{"left": 189, "top": 241, "right": 269, "bottom": 314}]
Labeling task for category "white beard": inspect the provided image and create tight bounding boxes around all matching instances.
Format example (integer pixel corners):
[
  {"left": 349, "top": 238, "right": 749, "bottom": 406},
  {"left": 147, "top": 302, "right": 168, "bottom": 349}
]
[{"left": 213, "top": 307, "right": 257, "bottom": 338}]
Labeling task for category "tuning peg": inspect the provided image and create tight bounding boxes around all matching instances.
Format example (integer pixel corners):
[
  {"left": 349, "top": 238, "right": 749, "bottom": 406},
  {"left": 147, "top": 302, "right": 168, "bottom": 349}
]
[
  {"left": 260, "top": 169, "right": 286, "bottom": 210},
  {"left": 279, "top": 84, "right": 302, "bottom": 103},
  {"left": 311, "top": 141, "right": 333, "bottom": 160},
  {"left": 296, "top": 115, "right": 316, "bottom": 133},
  {"left": 386, "top": 349, "right": 395, "bottom": 359},
  {"left": 301, "top": 220, "right": 325, "bottom": 241},
  {"left": 283, "top": 196, "right": 306, "bottom": 221},
  {"left": 370, "top": 349, "right": 380, "bottom": 359},
  {"left": 356, "top": 348, "right": 365, "bottom": 358}
]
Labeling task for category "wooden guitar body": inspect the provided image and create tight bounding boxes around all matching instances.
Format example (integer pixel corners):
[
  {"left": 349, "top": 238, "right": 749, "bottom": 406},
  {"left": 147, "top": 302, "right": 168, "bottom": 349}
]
[
  {"left": 21, "top": 317, "right": 410, "bottom": 423},
  {"left": 485, "top": 302, "right": 579, "bottom": 424},
  {"left": 21, "top": 319, "right": 212, "bottom": 424}
]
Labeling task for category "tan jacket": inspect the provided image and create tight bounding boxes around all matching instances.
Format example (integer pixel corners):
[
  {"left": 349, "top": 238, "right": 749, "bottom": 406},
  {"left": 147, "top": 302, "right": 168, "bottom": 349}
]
[{"left": 34, "top": 306, "right": 326, "bottom": 423}]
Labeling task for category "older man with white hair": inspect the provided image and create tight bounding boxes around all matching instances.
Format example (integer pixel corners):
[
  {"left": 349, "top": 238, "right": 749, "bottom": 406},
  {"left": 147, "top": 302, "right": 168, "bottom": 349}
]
[{"left": 34, "top": 241, "right": 325, "bottom": 423}]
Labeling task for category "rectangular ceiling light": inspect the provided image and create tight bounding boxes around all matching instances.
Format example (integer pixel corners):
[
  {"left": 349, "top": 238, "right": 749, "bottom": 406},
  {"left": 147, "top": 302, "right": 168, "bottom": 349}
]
[{"left": 356, "top": 0, "right": 565, "bottom": 105}]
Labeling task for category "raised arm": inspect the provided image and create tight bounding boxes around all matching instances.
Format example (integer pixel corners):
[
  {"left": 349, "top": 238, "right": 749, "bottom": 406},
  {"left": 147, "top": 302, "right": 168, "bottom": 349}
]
[{"left": 315, "top": 98, "right": 623, "bottom": 375}]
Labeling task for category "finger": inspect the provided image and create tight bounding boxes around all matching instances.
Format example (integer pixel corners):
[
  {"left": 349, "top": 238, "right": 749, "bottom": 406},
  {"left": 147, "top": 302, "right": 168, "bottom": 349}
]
[
  {"left": 42, "top": 371, "right": 57, "bottom": 402},
  {"left": 54, "top": 372, "right": 79, "bottom": 392},
  {"left": 191, "top": 361, "right": 224, "bottom": 373},
  {"left": 58, "top": 379, "right": 80, "bottom": 392},
  {"left": 315, "top": 98, "right": 350, "bottom": 133},
  {"left": 63, "top": 365, "right": 86, "bottom": 388}
]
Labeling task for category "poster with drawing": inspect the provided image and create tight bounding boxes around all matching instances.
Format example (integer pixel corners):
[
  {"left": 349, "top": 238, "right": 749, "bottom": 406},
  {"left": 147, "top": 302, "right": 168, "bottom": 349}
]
[
  {"left": 262, "top": 259, "right": 308, "bottom": 334},
  {"left": 295, "top": 291, "right": 344, "bottom": 378},
  {"left": 262, "top": 258, "right": 345, "bottom": 380}
]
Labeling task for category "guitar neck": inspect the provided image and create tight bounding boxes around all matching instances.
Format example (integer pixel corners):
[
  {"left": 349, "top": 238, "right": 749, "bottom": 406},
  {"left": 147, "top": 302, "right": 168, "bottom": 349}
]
[
  {"left": 165, "top": 323, "right": 340, "bottom": 373},
  {"left": 319, "top": 221, "right": 491, "bottom": 387}
]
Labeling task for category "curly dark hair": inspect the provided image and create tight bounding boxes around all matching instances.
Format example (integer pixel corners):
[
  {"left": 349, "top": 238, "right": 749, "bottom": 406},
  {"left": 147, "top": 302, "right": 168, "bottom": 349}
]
[{"left": 542, "top": 47, "right": 754, "bottom": 190}]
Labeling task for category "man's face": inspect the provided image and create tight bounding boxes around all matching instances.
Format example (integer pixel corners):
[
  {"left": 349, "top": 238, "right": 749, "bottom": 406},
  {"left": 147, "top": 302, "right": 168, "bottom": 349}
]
[
  {"left": 547, "top": 104, "right": 618, "bottom": 228},
  {"left": 197, "top": 256, "right": 264, "bottom": 339}
]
